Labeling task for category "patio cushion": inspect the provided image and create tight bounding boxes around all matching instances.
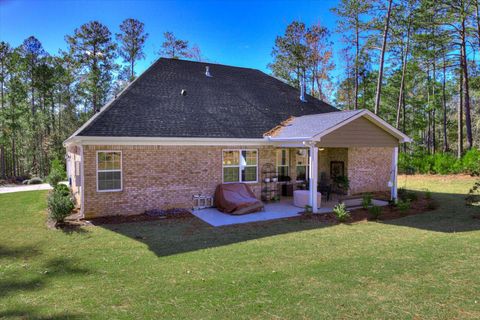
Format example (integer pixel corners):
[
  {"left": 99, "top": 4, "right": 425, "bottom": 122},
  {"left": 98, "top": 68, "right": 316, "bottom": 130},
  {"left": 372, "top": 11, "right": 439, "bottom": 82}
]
[{"left": 214, "top": 183, "right": 264, "bottom": 215}]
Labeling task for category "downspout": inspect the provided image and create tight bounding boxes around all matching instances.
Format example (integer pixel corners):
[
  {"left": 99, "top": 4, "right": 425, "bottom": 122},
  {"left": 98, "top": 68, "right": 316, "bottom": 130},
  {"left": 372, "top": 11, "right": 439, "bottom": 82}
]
[
  {"left": 80, "top": 144, "right": 85, "bottom": 219},
  {"left": 390, "top": 146, "right": 398, "bottom": 203}
]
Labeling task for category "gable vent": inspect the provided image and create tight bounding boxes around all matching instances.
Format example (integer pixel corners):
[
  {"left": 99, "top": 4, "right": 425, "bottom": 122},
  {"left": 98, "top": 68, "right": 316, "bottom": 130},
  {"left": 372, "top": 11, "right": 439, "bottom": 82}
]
[{"left": 205, "top": 66, "right": 212, "bottom": 77}]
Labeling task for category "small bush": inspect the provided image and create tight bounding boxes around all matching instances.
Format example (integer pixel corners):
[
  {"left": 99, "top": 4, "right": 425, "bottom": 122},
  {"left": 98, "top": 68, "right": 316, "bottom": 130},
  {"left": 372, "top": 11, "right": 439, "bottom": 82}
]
[
  {"left": 424, "top": 189, "right": 432, "bottom": 200},
  {"left": 406, "top": 191, "right": 418, "bottom": 201},
  {"left": 303, "top": 205, "right": 313, "bottom": 217},
  {"left": 333, "top": 203, "right": 350, "bottom": 222},
  {"left": 22, "top": 179, "right": 29, "bottom": 185},
  {"left": 368, "top": 205, "right": 382, "bottom": 219},
  {"left": 54, "top": 184, "right": 70, "bottom": 197},
  {"left": 361, "top": 193, "right": 373, "bottom": 209},
  {"left": 27, "top": 177, "right": 43, "bottom": 185},
  {"left": 47, "top": 159, "right": 66, "bottom": 187},
  {"left": 465, "top": 180, "right": 480, "bottom": 207},
  {"left": 47, "top": 190, "right": 74, "bottom": 223},
  {"left": 397, "top": 199, "right": 411, "bottom": 212}
]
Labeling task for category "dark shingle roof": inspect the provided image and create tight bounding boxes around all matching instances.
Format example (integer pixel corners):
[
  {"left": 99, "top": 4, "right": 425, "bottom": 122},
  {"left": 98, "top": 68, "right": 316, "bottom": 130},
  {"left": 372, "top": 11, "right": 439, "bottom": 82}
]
[{"left": 78, "top": 58, "right": 337, "bottom": 138}]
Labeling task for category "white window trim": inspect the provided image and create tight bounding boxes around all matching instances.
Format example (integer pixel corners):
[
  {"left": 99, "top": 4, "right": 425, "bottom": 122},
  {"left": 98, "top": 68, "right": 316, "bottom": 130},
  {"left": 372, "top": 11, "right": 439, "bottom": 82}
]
[
  {"left": 276, "top": 148, "right": 290, "bottom": 177},
  {"left": 222, "top": 149, "right": 258, "bottom": 184},
  {"left": 295, "top": 149, "right": 310, "bottom": 182},
  {"left": 96, "top": 150, "right": 123, "bottom": 192}
]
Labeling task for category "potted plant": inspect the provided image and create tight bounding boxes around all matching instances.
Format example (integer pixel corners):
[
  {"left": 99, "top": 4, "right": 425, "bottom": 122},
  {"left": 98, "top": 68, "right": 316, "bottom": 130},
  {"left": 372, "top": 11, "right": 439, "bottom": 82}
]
[{"left": 333, "top": 175, "right": 349, "bottom": 194}]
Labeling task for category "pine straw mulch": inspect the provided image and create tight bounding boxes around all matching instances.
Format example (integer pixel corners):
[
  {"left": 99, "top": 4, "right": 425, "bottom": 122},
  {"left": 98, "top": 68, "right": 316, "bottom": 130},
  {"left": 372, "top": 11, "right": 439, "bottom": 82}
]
[
  {"left": 294, "top": 196, "right": 436, "bottom": 225},
  {"left": 87, "top": 208, "right": 194, "bottom": 225}
]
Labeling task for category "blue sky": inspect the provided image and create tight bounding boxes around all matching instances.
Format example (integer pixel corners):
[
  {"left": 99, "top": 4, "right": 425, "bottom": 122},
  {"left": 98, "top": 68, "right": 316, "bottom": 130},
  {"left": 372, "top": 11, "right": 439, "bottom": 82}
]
[{"left": 0, "top": 0, "right": 342, "bottom": 77}]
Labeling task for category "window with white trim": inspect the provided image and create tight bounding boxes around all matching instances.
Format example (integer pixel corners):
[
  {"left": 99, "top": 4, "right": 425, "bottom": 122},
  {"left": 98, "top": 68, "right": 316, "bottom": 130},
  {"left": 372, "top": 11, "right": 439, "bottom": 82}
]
[
  {"left": 97, "top": 151, "right": 122, "bottom": 191},
  {"left": 295, "top": 149, "right": 309, "bottom": 181},
  {"left": 276, "top": 148, "right": 289, "bottom": 180},
  {"left": 222, "top": 149, "right": 258, "bottom": 183}
]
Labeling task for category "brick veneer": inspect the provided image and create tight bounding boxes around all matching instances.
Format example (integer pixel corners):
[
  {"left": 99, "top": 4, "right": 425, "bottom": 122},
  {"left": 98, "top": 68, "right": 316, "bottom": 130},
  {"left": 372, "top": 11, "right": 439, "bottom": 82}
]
[
  {"left": 348, "top": 147, "right": 393, "bottom": 194},
  {"left": 79, "top": 145, "right": 393, "bottom": 217},
  {"left": 82, "top": 145, "right": 276, "bottom": 218}
]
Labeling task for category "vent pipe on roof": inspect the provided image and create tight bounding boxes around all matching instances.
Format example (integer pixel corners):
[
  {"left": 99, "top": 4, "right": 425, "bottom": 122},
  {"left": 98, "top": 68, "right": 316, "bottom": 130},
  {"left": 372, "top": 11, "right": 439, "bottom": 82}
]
[
  {"left": 205, "top": 66, "right": 212, "bottom": 77},
  {"left": 300, "top": 77, "right": 307, "bottom": 102}
]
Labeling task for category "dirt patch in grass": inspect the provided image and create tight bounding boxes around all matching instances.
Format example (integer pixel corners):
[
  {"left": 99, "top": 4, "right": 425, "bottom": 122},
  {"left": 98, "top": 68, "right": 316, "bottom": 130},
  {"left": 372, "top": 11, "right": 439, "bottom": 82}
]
[{"left": 88, "top": 208, "right": 194, "bottom": 225}]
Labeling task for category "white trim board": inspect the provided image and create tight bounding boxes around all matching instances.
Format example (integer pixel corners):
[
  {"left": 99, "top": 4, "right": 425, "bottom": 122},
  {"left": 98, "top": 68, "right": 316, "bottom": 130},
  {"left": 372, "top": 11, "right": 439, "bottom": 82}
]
[{"left": 65, "top": 136, "right": 269, "bottom": 146}]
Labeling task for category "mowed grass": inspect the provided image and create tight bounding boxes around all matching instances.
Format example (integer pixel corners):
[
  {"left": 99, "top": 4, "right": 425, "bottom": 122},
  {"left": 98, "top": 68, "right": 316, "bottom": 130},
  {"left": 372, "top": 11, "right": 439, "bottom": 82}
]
[{"left": 1, "top": 176, "right": 479, "bottom": 319}]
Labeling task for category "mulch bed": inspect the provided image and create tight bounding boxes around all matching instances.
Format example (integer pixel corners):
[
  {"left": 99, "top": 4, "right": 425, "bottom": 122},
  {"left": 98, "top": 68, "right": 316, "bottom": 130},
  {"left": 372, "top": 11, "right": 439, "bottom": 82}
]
[
  {"left": 295, "top": 196, "right": 436, "bottom": 224},
  {"left": 88, "top": 208, "right": 194, "bottom": 225}
]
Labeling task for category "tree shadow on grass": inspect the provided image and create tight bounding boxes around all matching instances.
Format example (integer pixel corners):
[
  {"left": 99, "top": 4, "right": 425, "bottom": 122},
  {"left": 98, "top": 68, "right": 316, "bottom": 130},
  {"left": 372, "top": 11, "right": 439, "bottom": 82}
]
[
  {"left": 0, "top": 250, "right": 91, "bottom": 318},
  {"left": 0, "top": 256, "right": 90, "bottom": 298},
  {"left": 100, "top": 191, "right": 480, "bottom": 257},
  {"left": 381, "top": 191, "right": 480, "bottom": 233},
  {"left": 0, "top": 244, "right": 41, "bottom": 259},
  {"left": 0, "top": 308, "right": 84, "bottom": 320}
]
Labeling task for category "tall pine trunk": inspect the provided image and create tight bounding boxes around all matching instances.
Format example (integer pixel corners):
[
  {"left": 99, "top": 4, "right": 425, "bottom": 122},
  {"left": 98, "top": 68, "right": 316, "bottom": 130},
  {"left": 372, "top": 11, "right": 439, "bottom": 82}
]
[
  {"left": 354, "top": 19, "right": 359, "bottom": 110},
  {"left": 374, "top": 0, "right": 393, "bottom": 115},
  {"left": 460, "top": 22, "right": 473, "bottom": 149},
  {"left": 442, "top": 53, "right": 448, "bottom": 152},
  {"left": 458, "top": 71, "right": 463, "bottom": 158}
]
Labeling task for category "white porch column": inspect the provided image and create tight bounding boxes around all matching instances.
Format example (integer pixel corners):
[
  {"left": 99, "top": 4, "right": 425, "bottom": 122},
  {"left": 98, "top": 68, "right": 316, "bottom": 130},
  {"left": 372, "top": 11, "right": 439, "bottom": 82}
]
[
  {"left": 390, "top": 146, "right": 398, "bottom": 202},
  {"left": 309, "top": 144, "right": 319, "bottom": 213}
]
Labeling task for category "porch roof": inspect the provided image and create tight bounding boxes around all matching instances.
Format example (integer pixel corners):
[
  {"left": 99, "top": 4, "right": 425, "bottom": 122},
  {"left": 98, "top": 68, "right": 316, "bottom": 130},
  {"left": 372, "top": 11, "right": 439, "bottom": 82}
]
[{"left": 265, "top": 109, "right": 411, "bottom": 144}]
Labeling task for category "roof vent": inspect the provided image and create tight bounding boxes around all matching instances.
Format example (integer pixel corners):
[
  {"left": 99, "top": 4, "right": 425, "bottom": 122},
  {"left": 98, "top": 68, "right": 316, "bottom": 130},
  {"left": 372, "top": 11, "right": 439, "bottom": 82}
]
[
  {"left": 205, "top": 66, "right": 212, "bottom": 77},
  {"left": 299, "top": 77, "right": 307, "bottom": 102},
  {"left": 181, "top": 89, "right": 187, "bottom": 96}
]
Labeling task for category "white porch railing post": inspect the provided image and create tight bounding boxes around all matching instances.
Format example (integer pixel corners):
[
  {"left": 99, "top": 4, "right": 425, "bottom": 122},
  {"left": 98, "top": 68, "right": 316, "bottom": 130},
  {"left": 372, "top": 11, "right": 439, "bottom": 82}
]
[
  {"left": 391, "top": 147, "right": 398, "bottom": 202},
  {"left": 309, "top": 144, "right": 319, "bottom": 213}
]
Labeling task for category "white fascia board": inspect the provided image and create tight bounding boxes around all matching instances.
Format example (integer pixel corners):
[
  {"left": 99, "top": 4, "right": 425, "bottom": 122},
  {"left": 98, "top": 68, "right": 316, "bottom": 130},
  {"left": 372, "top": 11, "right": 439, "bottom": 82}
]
[{"left": 66, "top": 136, "right": 270, "bottom": 146}]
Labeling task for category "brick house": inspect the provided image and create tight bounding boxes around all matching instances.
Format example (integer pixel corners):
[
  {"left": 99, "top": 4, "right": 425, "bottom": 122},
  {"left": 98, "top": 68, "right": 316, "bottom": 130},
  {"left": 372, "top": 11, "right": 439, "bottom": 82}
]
[{"left": 64, "top": 58, "right": 410, "bottom": 218}]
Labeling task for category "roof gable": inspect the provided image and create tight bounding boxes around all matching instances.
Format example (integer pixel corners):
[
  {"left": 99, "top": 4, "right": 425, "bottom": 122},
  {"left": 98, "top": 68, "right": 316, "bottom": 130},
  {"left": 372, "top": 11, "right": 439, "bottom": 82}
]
[
  {"left": 74, "top": 58, "right": 337, "bottom": 139},
  {"left": 267, "top": 109, "right": 411, "bottom": 143}
]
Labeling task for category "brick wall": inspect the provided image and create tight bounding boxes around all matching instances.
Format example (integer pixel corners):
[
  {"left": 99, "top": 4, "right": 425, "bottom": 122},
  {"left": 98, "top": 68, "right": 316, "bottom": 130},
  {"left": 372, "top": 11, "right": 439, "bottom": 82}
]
[
  {"left": 347, "top": 147, "right": 393, "bottom": 194},
  {"left": 79, "top": 144, "right": 393, "bottom": 217},
  {"left": 82, "top": 145, "right": 276, "bottom": 218}
]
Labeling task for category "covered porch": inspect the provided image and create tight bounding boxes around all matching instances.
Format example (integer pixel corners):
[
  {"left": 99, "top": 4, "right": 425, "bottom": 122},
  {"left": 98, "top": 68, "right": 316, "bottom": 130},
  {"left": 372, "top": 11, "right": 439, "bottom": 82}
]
[{"left": 265, "top": 110, "right": 411, "bottom": 213}]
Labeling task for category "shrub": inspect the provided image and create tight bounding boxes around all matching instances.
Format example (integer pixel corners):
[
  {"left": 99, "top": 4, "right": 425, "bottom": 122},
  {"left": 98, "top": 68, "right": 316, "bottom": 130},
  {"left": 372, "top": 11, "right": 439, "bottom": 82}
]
[
  {"left": 47, "top": 190, "right": 74, "bottom": 223},
  {"left": 47, "top": 159, "right": 66, "bottom": 187},
  {"left": 396, "top": 199, "right": 411, "bottom": 212},
  {"left": 333, "top": 203, "right": 350, "bottom": 222},
  {"left": 406, "top": 191, "right": 418, "bottom": 202},
  {"left": 361, "top": 193, "right": 373, "bottom": 209},
  {"left": 54, "top": 184, "right": 70, "bottom": 197},
  {"left": 333, "top": 175, "right": 350, "bottom": 193},
  {"left": 303, "top": 205, "right": 313, "bottom": 217},
  {"left": 465, "top": 180, "right": 480, "bottom": 207},
  {"left": 27, "top": 177, "right": 43, "bottom": 185},
  {"left": 368, "top": 205, "right": 382, "bottom": 219},
  {"left": 424, "top": 189, "right": 432, "bottom": 200},
  {"left": 462, "top": 149, "right": 480, "bottom": 176},
  {"left": 398, "top": 149, "right": 480, "bottom": 175}
]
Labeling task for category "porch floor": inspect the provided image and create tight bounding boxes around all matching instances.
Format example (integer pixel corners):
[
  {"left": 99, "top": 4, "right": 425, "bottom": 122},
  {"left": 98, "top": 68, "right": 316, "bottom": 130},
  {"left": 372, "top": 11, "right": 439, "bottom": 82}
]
[{"left": 192, "top": 197, "right": 388, "bottom": 227}]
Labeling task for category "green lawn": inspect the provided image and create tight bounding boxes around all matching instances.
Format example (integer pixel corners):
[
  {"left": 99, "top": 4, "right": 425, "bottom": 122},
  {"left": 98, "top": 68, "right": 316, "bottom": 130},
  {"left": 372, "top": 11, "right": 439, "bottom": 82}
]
[{"left": 1, "top": 176, "right": 479, "bottom": 319}]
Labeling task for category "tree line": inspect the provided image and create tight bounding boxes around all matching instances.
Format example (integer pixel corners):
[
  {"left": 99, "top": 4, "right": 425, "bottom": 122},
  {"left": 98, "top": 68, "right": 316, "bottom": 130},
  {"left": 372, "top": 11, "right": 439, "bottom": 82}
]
[
  {"left": 270, "top": 0, "right": 479, "bottom": 165},
  {"left": 0, "top": 19, "right": 201, "bottom": 179},
  {"left": 1, "top": 0, "right": 479, "bottom": 180}
]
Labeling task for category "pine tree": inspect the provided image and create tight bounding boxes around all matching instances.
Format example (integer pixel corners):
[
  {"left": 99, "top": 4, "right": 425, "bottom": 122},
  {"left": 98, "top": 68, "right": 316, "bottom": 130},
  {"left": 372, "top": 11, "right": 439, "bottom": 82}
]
[{"left": 116, "top": 18, "right": 148, "bottom": 81}]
